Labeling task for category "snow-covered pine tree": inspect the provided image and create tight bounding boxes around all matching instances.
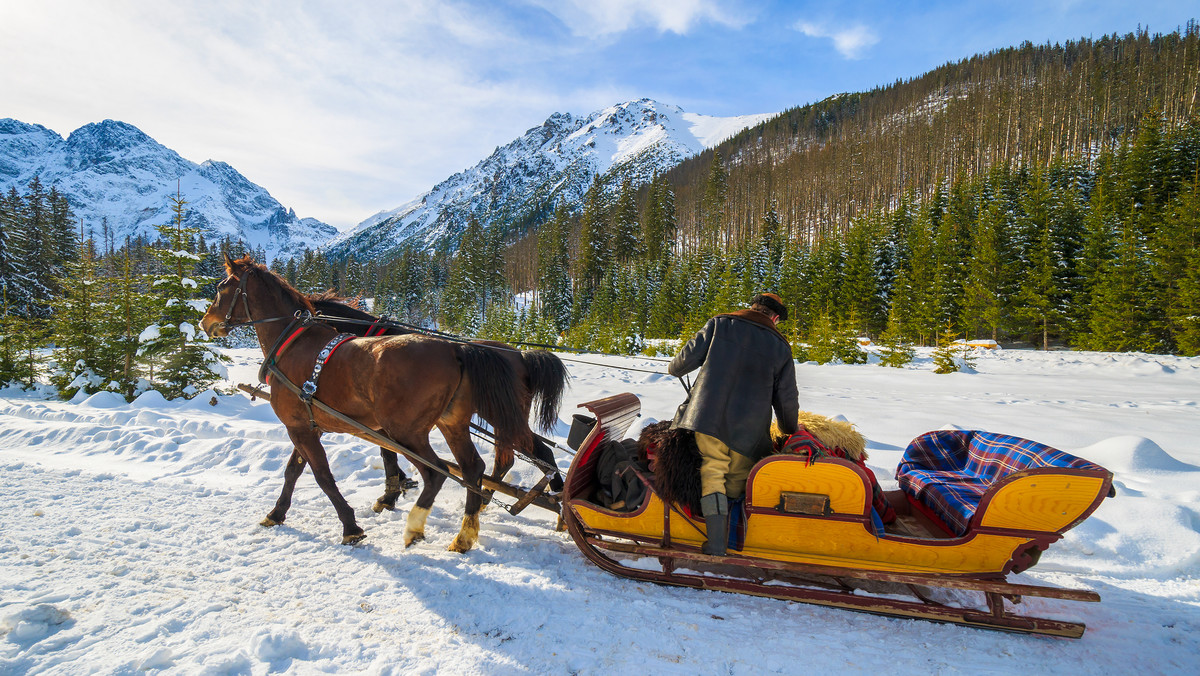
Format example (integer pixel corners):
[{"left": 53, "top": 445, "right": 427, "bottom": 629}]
[
  {"left": 611, "top": 177, "right": 640, "bottom": 265},
  {"left": 137, "top": 189, "right": 226, "bottom": 399},
  {"left": 50, "top": 221, "right": 103, "bottom": 399},
  {"left": 572, "top": 176, "right": 611, "bottom": 321},
  {"left": 537, "top": 205, "right": 572, "bottom": 334},
  {"left": 442, "top": 218, "right": 486, "bottom": 334},
  {"left": 100, "top": 250, "right": 151, "bottom": 399}
]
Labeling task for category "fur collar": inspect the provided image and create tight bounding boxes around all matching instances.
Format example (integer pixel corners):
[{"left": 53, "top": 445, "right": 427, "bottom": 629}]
[{"left": 721, "top": 308, "right": 786, "bottom": 341}]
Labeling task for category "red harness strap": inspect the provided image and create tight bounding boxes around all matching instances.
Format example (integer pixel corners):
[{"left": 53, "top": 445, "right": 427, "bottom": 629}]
[
  {"left": 365, "top": 321, "right": 390, "bottom": 337},
  {"left": 265, "top": 325, "right": 310, "bottom": 386}
]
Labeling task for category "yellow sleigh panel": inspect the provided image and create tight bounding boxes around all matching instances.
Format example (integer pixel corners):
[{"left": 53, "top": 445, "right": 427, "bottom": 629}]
[
  {"left": 977, "top": 471, "right": 1110, "bottom": 533},
  {"left": 749, "top": 457, "right": 869, "bottom": 515}
]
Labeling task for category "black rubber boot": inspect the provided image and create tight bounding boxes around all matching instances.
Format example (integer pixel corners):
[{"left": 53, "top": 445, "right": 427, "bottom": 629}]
[{"left": 700, "top": 492, "right": 729, "bottom": 556}]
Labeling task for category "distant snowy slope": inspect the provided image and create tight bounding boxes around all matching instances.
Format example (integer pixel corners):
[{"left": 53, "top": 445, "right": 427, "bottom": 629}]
[
  {"left": 0, "top": 118, "right": 335, "bottom": 261},
  {"left": 327, "top": 99, "right": 774, "bottom": 261}
]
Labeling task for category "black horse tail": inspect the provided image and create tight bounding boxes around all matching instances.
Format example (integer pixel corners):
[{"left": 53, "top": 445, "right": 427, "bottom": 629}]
[
  {"left": 521, "top": 349, "right": 569, "bottom": 433},
  {"left": 457, "top": 343, "right": 532, "bottom": 453}
]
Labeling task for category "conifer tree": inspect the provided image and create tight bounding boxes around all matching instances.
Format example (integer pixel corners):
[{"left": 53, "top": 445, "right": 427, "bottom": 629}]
[
  {"left": 611, "top": 177, "right": 640, "bottom": 264},
  {"left": 137, "top": 189, "right": 226, "bottom": 399},
  {"left": 641, "top": 174, "right": 677, "bottom": 264},
  {"left": 573, "top": 176, "right": 611, "bottom": 319},
  {"left": 51, "top": 223, "right": 103, "bottom": 398},
  {"left": 1013, "top": 170, "right": 1066, "bottom": 349},
  {"left": 961, "top": 186, "right": 1012, "bottom": 341},
  {"left": 700, "top": 152, "right": 728, "bottom": 249}
]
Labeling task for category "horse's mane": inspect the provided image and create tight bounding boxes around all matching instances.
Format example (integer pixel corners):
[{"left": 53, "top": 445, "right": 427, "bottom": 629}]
[
  {"left": 228, "top": 255, "right": 316, "bottom": 315},
  {"left": 308, "top": 292, "right": 375, "bottom": 321}
]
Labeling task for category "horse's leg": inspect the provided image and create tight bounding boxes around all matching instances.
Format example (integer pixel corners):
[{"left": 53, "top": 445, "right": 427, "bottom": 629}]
[
  {"left": 442, "top": 424, "right": 487, "bottom": 553},
  {"left": 373, "top": 448, "right": 417, "bottom": 513},
  {"left": 400, "top": 437, "right": 448, "bottom": 547},
  {"left": 288, "top": 427, "right": 365, "bottom": 545},
  {"left": 261, "top": 449, "right": 306, "bottom": 527}
]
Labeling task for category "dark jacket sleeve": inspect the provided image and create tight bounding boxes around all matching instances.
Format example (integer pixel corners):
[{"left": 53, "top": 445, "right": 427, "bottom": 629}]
[
  {"left": 668, "top": 320, "right": 713, "bottom": 378},
  {"left": 773, "top": 357, "right": 799, "bottom": 436}
]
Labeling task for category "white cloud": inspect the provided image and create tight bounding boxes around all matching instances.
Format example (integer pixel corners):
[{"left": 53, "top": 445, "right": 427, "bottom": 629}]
[
  {"left": 795, "top": 20, "right": 879, "bottom": 59},
  {"left": 530, "top": 0, "right": 752, "bottom": 38}
]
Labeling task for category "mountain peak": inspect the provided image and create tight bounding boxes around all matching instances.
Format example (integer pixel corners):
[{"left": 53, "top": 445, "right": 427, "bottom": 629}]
[
  {"left": 66, "top": 119, "right": 154, "bottom": 152},
  {"left": 327, "top": 99, "right": 775, "bottom": 261},
  {"left": 1, "top": 119, "right": 335, "bottom": 260}
]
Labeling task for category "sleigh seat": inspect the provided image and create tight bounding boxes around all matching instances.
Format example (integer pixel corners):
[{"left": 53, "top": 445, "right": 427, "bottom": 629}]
[{"left": 896, "top": 430, "right": 1113, "bottom": 537}]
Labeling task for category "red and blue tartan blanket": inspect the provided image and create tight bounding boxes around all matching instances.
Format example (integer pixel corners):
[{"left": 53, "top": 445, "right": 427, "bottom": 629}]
[{"left": 895, "top": 430, "right": 1105, "bottom": 536}]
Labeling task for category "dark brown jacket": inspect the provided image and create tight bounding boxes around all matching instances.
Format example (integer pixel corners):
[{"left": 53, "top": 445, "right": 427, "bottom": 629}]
[{"left": 669, "top": 310, "right": 799, "bottom": 458}]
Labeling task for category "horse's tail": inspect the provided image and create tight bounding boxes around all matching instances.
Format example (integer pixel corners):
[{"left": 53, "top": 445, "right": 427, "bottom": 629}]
[
  {"left": 521, "top": 349, "right": 569, "bottom": 433},
  {"left": 457, "top": 343, "right": 532, "bottom": 453}
]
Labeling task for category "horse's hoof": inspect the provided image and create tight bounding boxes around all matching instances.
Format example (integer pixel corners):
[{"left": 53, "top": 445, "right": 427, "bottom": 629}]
[
  {"left": 403, "top": 531, "right": 425, "bottom": 547},
  {"left": 342, "top": 532, "right": 367, "bottom": 545},
  {"left": 372, "top": 498, "right": 395, "bottom": 513},
  {"left": 447, "top": 514, "right": 479, "bottom": 553},
  {"left": 260, "top": 516, "right": 281, "bottom": 527}
]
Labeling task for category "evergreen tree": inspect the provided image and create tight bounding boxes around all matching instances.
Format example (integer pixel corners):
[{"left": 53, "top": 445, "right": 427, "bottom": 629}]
[
  {"left": 961, "top": 184, "right": 1012, "bottom": 341},
  {"left": 700, "top": 152, "right": 729, "bottom": 249},
  {"left": 572, "top": 176, "right": 611, "bottom": 319},
  {"left": 642, "top": 174, "right": 677, "bottom": 264},
  {"left": 137, "top": 190, "right": 226, "bottom": 399},
  {"left": 51, "top": 223, "right": 102, "bottom": 398},
  {"left": 611, "top": 177, "right": 640, "bottom": 264},
  {"left": 1013, "top": 170, "right": 1066, "bottom": 348}
]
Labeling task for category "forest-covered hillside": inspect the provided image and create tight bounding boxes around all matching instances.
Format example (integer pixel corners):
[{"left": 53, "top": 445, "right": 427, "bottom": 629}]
[{"left": 321, "top": 25, "right": 1200, "bottom": 357}]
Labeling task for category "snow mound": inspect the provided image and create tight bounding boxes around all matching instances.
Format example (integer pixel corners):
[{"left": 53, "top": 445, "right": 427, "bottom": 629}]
[
  {"left": 79, "top": 392, "right": 126, "bottom": 408},
  {"left": 252, "top": 630, "right": 309, "bottom": 662},
  {"left": 2, "top": 604, "right": 72, "bottom": 643},
  {"left": 1074, "top": 436, "right": 1199, "bottom": 473}
]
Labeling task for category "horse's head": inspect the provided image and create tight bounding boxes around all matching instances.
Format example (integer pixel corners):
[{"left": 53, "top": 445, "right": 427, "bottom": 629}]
[
  {"left": 201, "top": 253, "right": 317, "bottom": 338},
  {"left": 200, "top": 252, "right": 254, "bottom": 337}
]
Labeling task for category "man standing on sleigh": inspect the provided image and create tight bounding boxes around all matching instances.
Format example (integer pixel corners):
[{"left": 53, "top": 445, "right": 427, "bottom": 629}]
[{"left": 669, "top": 292, "right": 800, "bottom": 555}]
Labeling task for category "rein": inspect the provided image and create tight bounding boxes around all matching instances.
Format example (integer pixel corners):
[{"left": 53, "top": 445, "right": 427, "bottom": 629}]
[{"left": 310, "top": 312, "right": 674, "bottom": 376}]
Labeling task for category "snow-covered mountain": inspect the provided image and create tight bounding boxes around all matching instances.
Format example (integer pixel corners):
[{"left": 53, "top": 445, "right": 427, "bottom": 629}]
[
  {"left": 0, "top": 118, "right": 335, "bottom": 261},
  {"left": 327, "top": 99, "right": 774, "bottom": 260}
]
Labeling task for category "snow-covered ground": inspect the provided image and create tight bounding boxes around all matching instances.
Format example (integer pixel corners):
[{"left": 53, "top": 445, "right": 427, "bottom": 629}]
[{"left": 2, "top": 346, "right": 1198, "bottom": 673}]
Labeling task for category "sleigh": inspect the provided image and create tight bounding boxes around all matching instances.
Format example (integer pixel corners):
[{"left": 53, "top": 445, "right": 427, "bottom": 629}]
[{"left": 562, "top": 393, "right": 1115, "bottom": 638}]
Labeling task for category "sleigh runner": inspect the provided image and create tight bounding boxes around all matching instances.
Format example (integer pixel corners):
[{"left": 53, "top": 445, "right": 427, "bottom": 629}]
[{"left": 562, "top": 393, "right": 1114, "bottom": 638}]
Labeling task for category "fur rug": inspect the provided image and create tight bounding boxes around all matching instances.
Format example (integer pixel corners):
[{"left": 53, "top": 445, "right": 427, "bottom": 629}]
[
  {"left": 649, "top": 412, "right": 867, "bottom": 513},
  {"left": 772, "top": 412, "right": 867, "bottom": 461}
]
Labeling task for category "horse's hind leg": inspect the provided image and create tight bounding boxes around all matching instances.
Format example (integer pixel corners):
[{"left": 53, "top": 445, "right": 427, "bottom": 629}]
[
  {"left": 288, "top": 428, "right": 365, "bottom": 545},
  {"left": 443, "top": 424, "right": 487, "bottom": 553},
  {"left": 262, "top": 449, "right": 307, "bottom": 527},
  {"left": 373, "top": 448, "right": 418, "bottom": 513}
]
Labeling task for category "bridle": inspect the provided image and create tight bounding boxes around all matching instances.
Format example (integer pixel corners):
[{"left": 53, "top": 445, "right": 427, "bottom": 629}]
[
  {"left": 215, "top": 269, "right": 298, "bottom": 331},
  {"left": 221, "top": 272, "right": 253, "bottom": 328}
]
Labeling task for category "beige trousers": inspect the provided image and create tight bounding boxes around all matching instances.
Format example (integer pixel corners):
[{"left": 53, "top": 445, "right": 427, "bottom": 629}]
[{"left": 696, "top": 432, "right": 756, "bottom": 499}]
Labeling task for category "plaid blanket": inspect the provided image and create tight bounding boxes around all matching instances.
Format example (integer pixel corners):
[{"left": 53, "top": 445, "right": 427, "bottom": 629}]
[{"left": 895, "top": 430, "right": 1105, "bottom": 536}]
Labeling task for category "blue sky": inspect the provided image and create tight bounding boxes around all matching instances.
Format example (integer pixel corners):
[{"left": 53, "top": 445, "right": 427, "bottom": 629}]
[{"left": 2, "top": 1, "right": 1195, "bottom": 229}]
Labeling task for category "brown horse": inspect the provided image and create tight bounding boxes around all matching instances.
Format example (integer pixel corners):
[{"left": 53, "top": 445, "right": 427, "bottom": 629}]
[
  {"left": 201, "top": 255, "right": 530, "bottom": 552},
  {"left": 305, "top": 295, "right": 568, "bottom": 508}
]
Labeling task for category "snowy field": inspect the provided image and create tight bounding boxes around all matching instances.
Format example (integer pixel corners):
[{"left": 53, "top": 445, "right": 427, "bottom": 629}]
[{"left": 1, "top": 346, "right": 1199, "bottom": 674}]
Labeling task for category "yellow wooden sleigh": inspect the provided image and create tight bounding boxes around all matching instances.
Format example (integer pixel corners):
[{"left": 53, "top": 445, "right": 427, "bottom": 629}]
[{"left": 563, "top": 394, "right": 1115, "bottom": 638}]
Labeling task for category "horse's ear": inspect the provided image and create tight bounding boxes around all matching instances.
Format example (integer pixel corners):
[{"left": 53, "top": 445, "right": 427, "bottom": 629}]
[{"left": 223, "top": 251, "right": 235, "bottom": 274}]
